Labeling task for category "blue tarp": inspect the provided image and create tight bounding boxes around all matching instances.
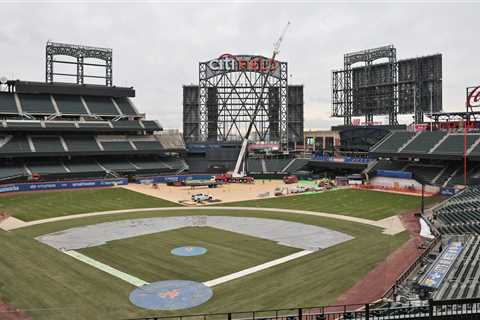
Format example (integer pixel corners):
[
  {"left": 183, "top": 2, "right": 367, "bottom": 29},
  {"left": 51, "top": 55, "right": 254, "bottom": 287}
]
[{"left": 0, "top": 178, "right": 128, "bottom": 194}]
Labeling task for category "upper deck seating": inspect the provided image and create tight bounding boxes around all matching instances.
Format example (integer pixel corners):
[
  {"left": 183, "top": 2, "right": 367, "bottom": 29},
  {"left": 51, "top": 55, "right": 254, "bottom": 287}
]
[
  {"left": 77, "top": 122, "right": 111, "bottom": 129},
  {"left": 111, "top": 121, "right": 143, "bottom": 130},
  {"left": 0, "top": 92, "right": 18, "bottom": 114},
  {"left": 114, "top": 97, "right": 138, "bottom": 115},
  {"left": 371, "top": 131, "right": 415, "bottom": 153},
  {"left": 54, "top": 94, "right": 88, "bottom": 115},
  {"left": 44, "top": 122, "right": 77, "bottom": 129},
  {"left": 101, "top": 141, "right": 133, "bottom": 151},
  {"left": 132, "top": 140, "right": 163, "bottom": 151},
  {"left": 5, "top": 121, "right": 42, "bottom": 129},
  {"left": 401, "top": 131, "right": 447, "bottom": 153},
  {"left": 17, "top": 93, "right": 55, "bottom": 114},
  {"left": 83, "top": 96, "right": 119, "bottom": 116},
  {"left": 141, "top": 120, "right": 162, "bottom": 131},
  {"left": 432, "top": 135, "right": 479, "bottom": 155}
]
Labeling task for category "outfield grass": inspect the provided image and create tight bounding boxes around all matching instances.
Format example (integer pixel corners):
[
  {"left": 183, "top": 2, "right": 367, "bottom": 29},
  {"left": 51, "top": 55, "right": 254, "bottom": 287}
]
[
  {"left": 0, "top": 208, "right": 408, "bottom": 320},
  {"left": 222, "top": 188, "right": 440, "bottom": 220},
  {"left": 0, "top": 188, "right": 179, "bottom": 221},
  {"left": 80, "top": 227, "right": 299, "bottom": 283}
]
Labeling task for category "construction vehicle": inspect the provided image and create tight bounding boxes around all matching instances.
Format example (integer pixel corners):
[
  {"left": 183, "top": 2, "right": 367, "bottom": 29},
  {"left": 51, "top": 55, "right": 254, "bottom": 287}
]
[
  {"left": 232, "top": 22, "right": 291, "bottom": 178},
  {"left": 283, "top": 175, "right": 298, "bottom": 184},
  {"left": 215, "top": 173, "right": 254, "bottom": 184}
]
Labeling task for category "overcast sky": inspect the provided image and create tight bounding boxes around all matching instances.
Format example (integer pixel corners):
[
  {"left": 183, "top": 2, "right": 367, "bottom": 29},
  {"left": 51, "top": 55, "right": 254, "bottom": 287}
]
[{"left": 0, "top": 1, "right": 478, "bottom": 130}]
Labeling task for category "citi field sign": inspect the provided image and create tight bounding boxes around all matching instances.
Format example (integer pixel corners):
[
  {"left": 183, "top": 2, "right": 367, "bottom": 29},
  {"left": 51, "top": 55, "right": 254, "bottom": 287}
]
[
  {"left": 203, "top": 54, "right": 282, "bottom": 79},
  {"left": 467, "top": 85, "right": 480, "bottom": 108}
]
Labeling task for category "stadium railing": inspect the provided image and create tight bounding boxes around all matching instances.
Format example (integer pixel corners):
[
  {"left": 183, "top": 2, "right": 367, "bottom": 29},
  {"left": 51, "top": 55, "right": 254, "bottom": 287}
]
[{"left": 126, "top": 297, "right": 480, "bottom": 320}]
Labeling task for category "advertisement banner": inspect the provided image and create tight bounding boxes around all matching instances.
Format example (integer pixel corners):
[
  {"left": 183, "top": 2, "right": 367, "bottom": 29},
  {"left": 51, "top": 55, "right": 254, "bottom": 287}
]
[
  {"left": 419, "top": 242, "right": 463, "bottom": 289},
  {"left": 0, "top": 178, "right": 128, "bottom": 194},
  {"left": 136, "top": 175, "right": 214, "bottom": 184}
]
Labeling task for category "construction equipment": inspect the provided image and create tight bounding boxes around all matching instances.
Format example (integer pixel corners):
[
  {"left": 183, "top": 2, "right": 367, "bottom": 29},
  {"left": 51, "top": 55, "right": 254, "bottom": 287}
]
[{"left": 232, "top": 22, "right": 291, "bottom": 178}]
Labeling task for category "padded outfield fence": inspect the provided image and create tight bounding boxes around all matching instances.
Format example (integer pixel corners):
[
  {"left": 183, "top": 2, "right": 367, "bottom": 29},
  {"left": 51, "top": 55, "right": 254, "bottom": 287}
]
[{"left": 127, "top": 298, "right": 480, "bottom": 320}]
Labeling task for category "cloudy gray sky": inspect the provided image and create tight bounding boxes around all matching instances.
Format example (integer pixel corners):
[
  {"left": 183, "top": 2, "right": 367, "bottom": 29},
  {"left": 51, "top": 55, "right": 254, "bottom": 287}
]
[{"left": 0, "top": 1, "right": 478, "bottom": 130}]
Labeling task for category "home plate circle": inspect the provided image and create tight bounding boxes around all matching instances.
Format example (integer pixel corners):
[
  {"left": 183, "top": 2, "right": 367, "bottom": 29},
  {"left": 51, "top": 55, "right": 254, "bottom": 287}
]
[
  {"left": 171, "top": 246, "right": 207, "bottom": 256},
  {"left": 129, "top": 280, "right": 213, "bottom": 310}
]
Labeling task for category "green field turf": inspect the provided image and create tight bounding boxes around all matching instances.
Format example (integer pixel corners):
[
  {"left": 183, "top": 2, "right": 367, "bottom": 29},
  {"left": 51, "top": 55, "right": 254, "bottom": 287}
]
[
  {"left": 80, "top": 227, "right": 299, "bottom": 283},
  {"left": 0, "top": 208, "right": 408, "bottom": 320},
  {"left": 0, "top": 188, "right": 178, "bottom": 221},
  {"left": 222, "top": 188, "right": 440, "bottom": 220}
]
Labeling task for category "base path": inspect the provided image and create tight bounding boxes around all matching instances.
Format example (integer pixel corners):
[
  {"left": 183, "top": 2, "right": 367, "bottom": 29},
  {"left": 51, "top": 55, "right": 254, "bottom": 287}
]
[
  {"left": 335, "top": 212, "right": 425, "bottom": 306},
  {"left": 0, "top": 207, "right": 405, "bottom": 235}
]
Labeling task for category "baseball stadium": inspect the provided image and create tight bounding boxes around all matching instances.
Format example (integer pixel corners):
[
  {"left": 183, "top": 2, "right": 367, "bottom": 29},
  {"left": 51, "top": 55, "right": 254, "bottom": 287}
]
[{"left": 1, "top": 27, "right": 480, "bottom": 320}]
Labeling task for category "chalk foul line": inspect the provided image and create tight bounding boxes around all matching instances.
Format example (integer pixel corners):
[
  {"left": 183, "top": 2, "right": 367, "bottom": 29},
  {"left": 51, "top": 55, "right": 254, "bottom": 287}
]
[{"left": 63, "top": 249, "right": 315, "bottom": 288}]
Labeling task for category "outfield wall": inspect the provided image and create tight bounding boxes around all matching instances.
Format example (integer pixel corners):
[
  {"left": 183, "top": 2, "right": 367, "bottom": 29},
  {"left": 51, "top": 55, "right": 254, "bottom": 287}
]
[{"left": 0, "top": 178, "right": 128, "bottom": 194}]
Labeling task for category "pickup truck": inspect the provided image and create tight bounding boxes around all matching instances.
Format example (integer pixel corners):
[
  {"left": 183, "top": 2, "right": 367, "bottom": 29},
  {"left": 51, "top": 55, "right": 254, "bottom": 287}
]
[{"left": 191, "top": 193, "right": 213, "bottom": 202}]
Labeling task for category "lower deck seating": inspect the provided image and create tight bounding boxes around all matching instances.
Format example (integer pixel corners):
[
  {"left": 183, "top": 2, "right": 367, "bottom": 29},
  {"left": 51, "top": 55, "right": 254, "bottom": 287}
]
[
  {"left": 64, "top": 159, "right": 105, "bottom": 173},
  {"left": 99, "top": 159, "right": 137, "bottom": 172},
  {"left": 27, "top": 161, "right": 68, "bottom": 175},
  {"left": 434, "top": 186, "right": 480, "bottom": 234},
  {"left": 434, "top": 236, "right": 480, "bottom": 300},
  {"left": 0, "top": 163, "right": 26, "bottom": 179},
  {"left": 285, "top": 159, "right": 309, "bottom": 173}
]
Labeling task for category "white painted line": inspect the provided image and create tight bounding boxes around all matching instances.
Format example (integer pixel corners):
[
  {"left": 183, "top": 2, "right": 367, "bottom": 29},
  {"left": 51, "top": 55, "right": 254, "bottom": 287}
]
[
  {"left": 64, "top": 250, "right": 149, "bottom": 287},
  {"left": 203, "top": 249, "right": 314, "bottom": 287}
]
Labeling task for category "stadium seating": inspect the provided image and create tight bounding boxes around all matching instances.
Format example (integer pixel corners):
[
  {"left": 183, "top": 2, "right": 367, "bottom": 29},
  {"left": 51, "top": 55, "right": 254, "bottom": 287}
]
[
  {"left": 0, "top": 163, "right": 26, "bottom": 179},
  {"left": 99, "top": 159, "right": 137, "bottom": 172},
  {"left": 132, "top": 140, "right": 163, "bottom": 151},
  {"left": 264, "top": 159, "right": 291, "bottom": 173},
  {"left": 141, "top": 120, "right": 162, "bottom": 131},
  {"left": 404, "top": 164, "right": 445, "bottom": 185},
  {"left": 63, "top": 136, "right": 101, "bottom": 152},
  {"left": 18, "top": 93, "right": 56, "bottom": 114},
  {"left": 31, "top": 136, "right": 66, "bottom": 153},
  {"left": 83, "top": 96, "right": 119, "bottom": 115},
  {"left": 113, "top": 97, "right": 138, "bottom": 115},
  {"left": 44, "top": 122, "right": 77, "bottom": 129},
  {"left": 247, "top": 158, "right": 263, "bottom": 173},
  {"left": 6, "top": 121, "right": 43, "bottom": 128},
  {"left": 53, "top": 94, "right": 88, "bottom": 115},
  {"left": 371, "top": 131, "right": 415, "bottom": 153},
  {"left": 101, "top": 141, "right": 134, "bottom": 151},
  {"left": 434, "top": 236, "right": 480, "bottom": 300},
  {"left": 111, "top": 121, "right": 143, "bottom": 130},
  {"left": 131, "top": 158, "right": 171, "bottom": 170},
  {"left": 284, "top": 158, "right": 309, "bottom": 173},
  {"left": 27, "top": 160, "right": 68, "bottom": 175},
  {"left": 64, "top": 159, "right": 106, "bottom": 173},
  {"left": 0, "top": 92, "right": 18, "bottom": 113},
  {"left": 434, "top": 186, "right": 480, "bottom": 234},
  {"left": 400, "top": 131, "right": 447, "bottom": 153},
  {"left": 0, "top": 136, "right": 31, "bottom": 153},
  {"left": 432, "top": 134, "right": 480, "bottom": 155}
]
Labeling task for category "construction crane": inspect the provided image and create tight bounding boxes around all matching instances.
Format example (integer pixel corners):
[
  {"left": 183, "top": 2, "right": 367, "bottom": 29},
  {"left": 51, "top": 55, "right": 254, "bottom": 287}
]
[{"left": 232, "top": 22, "right": 291, "bottom": 178}]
